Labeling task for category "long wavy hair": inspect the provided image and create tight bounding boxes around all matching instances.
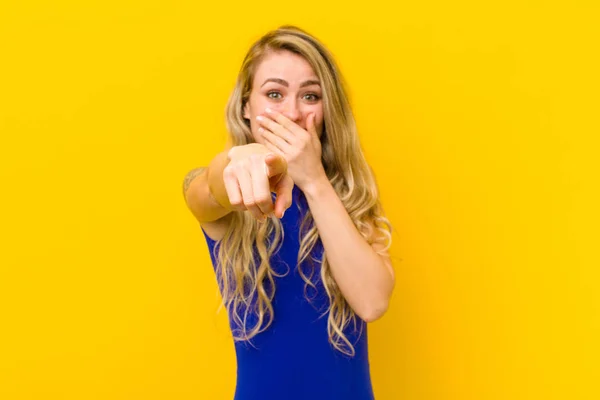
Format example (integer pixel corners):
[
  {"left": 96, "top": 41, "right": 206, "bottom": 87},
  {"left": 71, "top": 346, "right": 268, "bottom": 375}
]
[{"left": 214, "top": 25, "right": 392, "bottom": 356}]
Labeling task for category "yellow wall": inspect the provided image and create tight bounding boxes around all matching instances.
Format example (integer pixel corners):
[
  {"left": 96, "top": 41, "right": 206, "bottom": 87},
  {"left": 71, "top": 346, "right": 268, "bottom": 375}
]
[{"left": 1, "top": 1, "right": 598, "bottom": 399}]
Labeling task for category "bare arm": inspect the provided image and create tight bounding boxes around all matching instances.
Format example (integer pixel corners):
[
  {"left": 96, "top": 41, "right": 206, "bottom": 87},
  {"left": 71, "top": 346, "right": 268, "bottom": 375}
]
[
  {"left": 182, "top": 167, "right": 206, "bottom": 198},
  {"left": 183, "top": 151, "right": 233, "bottom": 224},
  {"left": 303, "top": 177, "right": 395, "bottom": 323}
]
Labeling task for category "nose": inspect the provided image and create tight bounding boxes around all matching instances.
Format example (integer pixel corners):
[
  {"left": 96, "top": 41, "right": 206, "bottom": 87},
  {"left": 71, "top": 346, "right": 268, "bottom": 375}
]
[{"left": 281, "top": 99, "right": 301, "bottom": 123}]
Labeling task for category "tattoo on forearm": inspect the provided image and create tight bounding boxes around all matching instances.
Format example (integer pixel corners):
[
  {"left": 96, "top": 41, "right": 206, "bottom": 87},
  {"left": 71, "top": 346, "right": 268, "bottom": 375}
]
[{"left": 182, "top": 167, "right": 206, "bottom": 197}]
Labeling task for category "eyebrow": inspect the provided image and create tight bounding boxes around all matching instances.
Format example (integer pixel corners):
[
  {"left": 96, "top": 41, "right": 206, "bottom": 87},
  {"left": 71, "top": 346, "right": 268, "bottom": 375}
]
[{"left": 260, "top": 78, "right": 321, "bottom": 88}]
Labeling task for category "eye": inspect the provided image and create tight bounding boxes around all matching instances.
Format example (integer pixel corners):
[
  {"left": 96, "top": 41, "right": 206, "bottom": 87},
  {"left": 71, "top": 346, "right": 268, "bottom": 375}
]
[
  {"left": 303, "top": 93, "right": 320, "bottom": 102},
  {"left": 267, "top": 91, "right": 282, "bottom": 100}
]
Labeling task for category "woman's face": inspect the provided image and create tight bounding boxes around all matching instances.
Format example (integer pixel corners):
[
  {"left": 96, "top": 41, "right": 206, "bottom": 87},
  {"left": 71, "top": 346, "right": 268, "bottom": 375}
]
[{"left": 243, "top": 50, "right": 325, "bottom": 144}]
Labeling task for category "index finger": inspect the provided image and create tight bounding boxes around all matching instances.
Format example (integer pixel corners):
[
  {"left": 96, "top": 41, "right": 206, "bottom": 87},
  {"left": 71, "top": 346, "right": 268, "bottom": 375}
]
[
  {"left": 265, "top": 108, "right": 305, "bottom": 135},
  {"left": 272, "top": 174, "right": 294, "bottom": 219}
]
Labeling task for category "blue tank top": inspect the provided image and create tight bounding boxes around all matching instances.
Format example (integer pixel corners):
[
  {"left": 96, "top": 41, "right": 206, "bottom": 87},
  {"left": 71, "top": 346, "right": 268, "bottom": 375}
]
[{"left": 201, "top": 184, "right": 374, "bottom": 400}]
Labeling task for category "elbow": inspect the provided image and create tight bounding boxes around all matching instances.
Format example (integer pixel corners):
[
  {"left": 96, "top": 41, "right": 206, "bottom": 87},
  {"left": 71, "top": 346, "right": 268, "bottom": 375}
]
[{"left": 357, "top": 298, "right": 390, "bottom": 323}]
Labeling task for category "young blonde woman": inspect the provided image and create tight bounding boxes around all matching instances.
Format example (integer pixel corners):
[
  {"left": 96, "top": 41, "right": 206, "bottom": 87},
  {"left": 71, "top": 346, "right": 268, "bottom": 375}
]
[{"left": 183, "top": 25, "right": 394, "bottom": 400}]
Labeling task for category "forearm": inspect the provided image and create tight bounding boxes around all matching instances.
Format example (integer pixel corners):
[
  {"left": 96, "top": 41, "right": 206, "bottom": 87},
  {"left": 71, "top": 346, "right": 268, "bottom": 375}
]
[
  {"left": 206, "top": 150, "right": 235, "bottom": 211},
  {"left": 303, "top": 178, "right": 394, "bottom": 322},
  {"left": 183, "top": 151, "right": 233, "bottom": 223}
]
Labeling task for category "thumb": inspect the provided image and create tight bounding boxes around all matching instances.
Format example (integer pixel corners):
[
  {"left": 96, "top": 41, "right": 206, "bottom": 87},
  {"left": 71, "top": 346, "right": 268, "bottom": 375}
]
[
  {"left": 264, "top": 152, "right": 287, "bottom": 178},
  {"left": 307, "top": 113, "right": 319, "bottom": 139}
]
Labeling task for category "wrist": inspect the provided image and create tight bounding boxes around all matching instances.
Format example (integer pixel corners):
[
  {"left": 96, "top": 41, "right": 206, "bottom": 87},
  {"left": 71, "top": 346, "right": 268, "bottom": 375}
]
[
  {"left": 207, "top": 151, "right": 233, "bottom": 211},
  {"left": 302, "top": 174, "right": 331, "bottom": 200}
]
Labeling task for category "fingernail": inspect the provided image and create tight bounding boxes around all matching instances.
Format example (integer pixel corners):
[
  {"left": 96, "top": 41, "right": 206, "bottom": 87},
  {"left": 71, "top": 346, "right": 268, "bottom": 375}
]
[
  {"left": 256, "top": 115, "right": 264, "bottom": 121},
  {"left": 265, "top": 108, "right": 272, "bottom": 114}
]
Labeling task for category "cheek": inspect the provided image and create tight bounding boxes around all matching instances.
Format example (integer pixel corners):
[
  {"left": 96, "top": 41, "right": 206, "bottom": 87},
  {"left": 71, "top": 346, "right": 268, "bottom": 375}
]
[
  {"left": 244, "top": 98, "right": 263, "bottom": 137},
  {"left": 250, "top": 120, "right": 263, "bottom": 143},
  {"left": 245, "top": 91, "right": 268, "bottom": 118}
]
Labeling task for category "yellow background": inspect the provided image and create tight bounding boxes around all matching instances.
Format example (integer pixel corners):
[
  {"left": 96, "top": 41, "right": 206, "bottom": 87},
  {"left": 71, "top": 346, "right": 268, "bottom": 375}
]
[{"left": 1, "top": 1, "right": 598, "bottom": 399}]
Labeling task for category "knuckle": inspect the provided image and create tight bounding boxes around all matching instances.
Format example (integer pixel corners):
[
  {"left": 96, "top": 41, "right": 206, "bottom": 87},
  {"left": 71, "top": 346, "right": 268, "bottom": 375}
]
[
  {"left": 232, "top": 201, "right": 246, "bottom": 211},
  {"left": 227, "top": 147, "right": 237, "bottom": 160},
  {"left": 249, "top": 154, "right": 263, "bottom": 164},
  {"left": 232, "top": 204, "right": 246, "bottom": 212},
  {"left": 233, "top": 162, "right": 248, "bottom": 174},
  {"left": 223, "top": 165, "right": 234, "bottom": 177},
  {"left": 255, "top": 195, "right": 271, "bottom": 207},
  {"left": 229, "top": 197, "right": 242, "bottom": 207}
]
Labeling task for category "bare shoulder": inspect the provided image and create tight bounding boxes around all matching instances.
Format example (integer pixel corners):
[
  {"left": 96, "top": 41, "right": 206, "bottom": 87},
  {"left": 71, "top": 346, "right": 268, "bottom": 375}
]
[{"left": 200, "top": 212, "right": 234, "bottom": 242}]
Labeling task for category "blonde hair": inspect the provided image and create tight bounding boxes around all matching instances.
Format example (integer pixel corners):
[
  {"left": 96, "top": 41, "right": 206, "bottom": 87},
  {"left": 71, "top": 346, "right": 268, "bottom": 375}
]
[{"left": 215, "top": 25, "right": 392, "bottom": 356}]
